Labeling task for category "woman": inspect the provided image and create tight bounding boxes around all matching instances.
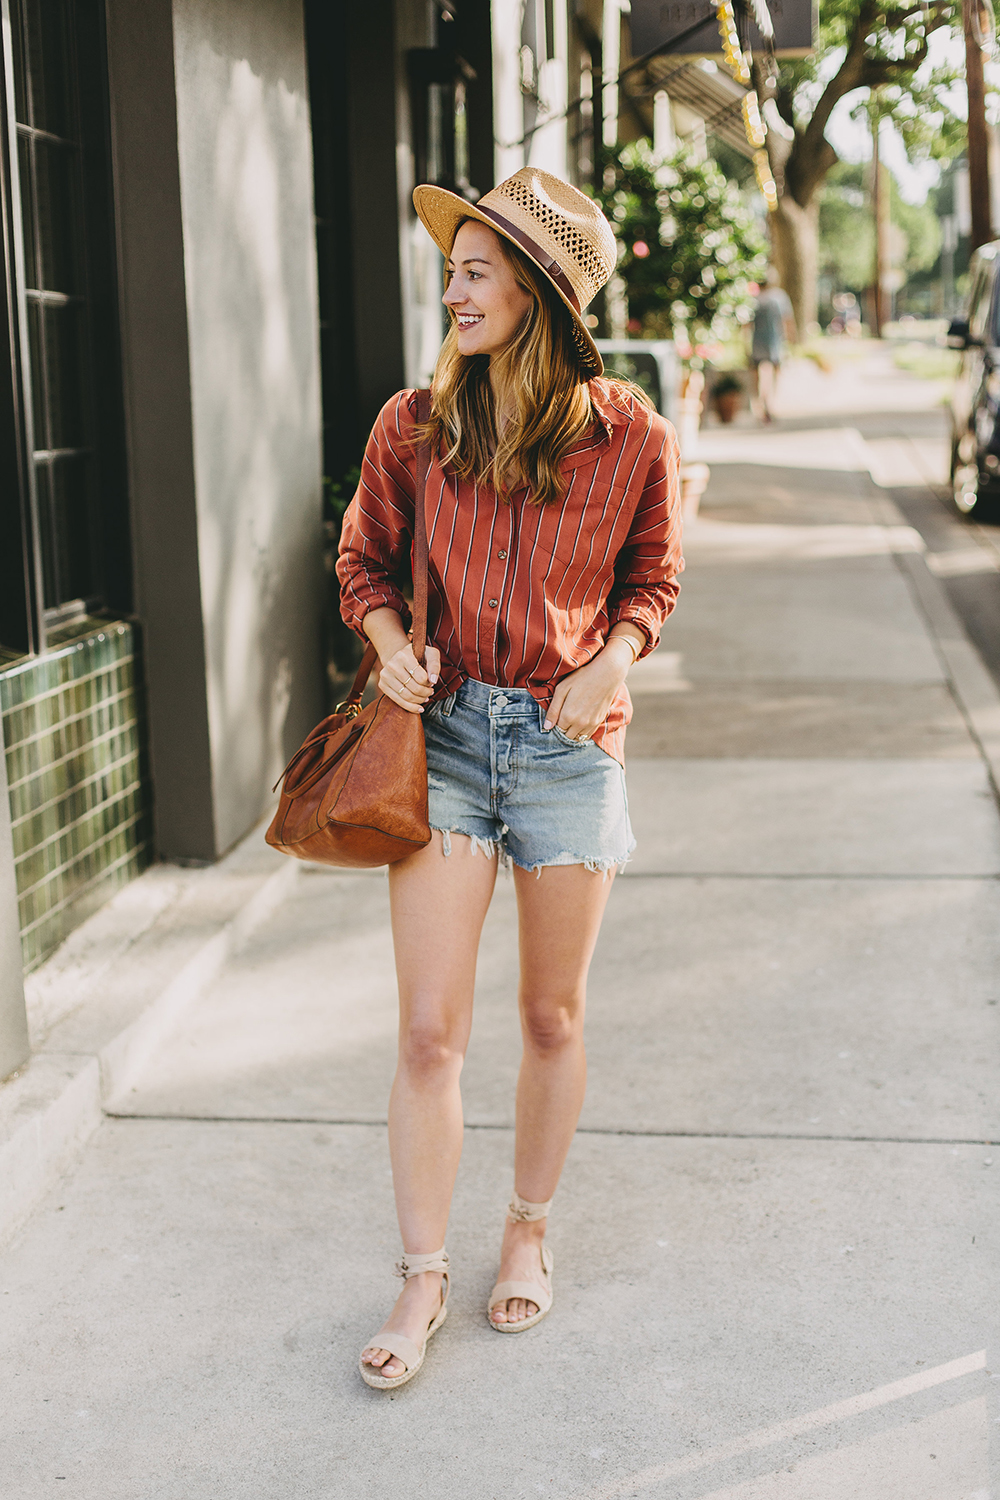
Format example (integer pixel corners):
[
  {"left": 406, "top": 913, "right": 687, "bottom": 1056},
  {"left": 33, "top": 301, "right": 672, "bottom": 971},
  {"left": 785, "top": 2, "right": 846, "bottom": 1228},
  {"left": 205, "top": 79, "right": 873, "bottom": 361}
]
[{"left": 337, "top": 168, "right": 683, "bottom": 1388}]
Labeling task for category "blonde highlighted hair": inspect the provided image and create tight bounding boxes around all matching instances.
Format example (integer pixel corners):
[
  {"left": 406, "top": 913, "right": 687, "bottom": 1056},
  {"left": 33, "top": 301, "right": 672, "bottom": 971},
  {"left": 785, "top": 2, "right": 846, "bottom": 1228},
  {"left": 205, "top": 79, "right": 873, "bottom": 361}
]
[{"left": 421, "top": 225, "right": 650, "bottom": 506}]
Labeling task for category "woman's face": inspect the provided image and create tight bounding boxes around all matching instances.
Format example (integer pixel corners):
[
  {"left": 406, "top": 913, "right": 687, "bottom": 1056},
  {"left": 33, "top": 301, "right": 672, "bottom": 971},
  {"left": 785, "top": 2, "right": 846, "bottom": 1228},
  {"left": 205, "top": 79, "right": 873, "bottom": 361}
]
[{"left": 443, "top": 221, "right": 533, "bottom": 357}]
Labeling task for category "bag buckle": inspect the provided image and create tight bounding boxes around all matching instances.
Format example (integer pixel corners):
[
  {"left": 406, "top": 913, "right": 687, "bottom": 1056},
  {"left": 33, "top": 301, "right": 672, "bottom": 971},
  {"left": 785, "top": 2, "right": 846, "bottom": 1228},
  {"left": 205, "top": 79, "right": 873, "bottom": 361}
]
[{"left": 335, "top": 699, "right": 362, "bottom": 719}]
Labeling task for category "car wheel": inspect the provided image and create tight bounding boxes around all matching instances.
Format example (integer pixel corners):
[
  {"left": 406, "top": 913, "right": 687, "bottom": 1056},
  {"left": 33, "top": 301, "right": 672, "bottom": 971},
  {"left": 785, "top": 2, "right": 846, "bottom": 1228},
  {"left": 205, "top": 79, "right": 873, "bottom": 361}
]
[
  {"left": 950, "top": 445, "right": 1000, "bottom": 519},
  {"left": 953, "top": 456, "right": 981, "bottom": 514}
]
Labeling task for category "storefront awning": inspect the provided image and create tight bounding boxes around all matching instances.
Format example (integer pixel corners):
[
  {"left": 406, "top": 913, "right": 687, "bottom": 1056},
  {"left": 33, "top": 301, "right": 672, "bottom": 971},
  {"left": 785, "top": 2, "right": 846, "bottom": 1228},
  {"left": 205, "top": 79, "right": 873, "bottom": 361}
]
[{"left": 637, "top": 56, "right": 754, "bottom": 157}]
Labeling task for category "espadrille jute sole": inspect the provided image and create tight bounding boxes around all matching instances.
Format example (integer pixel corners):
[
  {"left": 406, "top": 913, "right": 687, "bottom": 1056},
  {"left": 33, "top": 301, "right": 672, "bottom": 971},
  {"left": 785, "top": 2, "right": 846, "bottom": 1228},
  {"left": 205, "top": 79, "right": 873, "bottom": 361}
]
[{"left": 487, "top": 1244, "right": 554, "bottom": 1333}]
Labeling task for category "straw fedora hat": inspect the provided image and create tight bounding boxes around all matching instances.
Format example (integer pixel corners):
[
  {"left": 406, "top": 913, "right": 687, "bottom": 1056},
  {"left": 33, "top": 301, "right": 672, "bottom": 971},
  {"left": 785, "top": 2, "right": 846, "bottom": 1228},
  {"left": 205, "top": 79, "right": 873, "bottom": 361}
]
[{"left": 413, "top": 167, "right": 618, "bottom": 378}]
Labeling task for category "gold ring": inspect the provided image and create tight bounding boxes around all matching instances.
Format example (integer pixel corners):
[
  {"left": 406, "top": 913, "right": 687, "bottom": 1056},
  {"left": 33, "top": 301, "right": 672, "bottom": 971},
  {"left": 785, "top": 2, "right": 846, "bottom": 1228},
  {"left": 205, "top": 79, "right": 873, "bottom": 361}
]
[{"left": 576, "top": 733, "right": 590, "bottom": 742}]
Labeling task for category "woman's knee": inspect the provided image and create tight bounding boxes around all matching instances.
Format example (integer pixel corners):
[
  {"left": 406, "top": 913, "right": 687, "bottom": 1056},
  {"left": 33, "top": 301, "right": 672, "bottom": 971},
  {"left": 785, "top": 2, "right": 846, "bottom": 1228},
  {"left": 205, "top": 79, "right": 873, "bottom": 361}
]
[
  {"left": 398, "top": 1009, "right": 467, "bottom": 1082},
  {"left": 520, "top": 998, "right": 582, "bottom": 1054}
]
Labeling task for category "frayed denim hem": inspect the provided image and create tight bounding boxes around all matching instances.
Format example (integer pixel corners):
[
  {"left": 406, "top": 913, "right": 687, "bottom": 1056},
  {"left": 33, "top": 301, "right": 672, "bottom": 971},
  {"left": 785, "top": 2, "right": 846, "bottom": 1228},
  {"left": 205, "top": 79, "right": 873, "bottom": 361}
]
[
  {"left": 431, "top": 826, "right": 502, "bottom": 861},
  {"left": 510, "top": 848, "right": 634, "bottom": 880},
  {"left": 430, "top": 827, "right": 634, "bottom": 880}
]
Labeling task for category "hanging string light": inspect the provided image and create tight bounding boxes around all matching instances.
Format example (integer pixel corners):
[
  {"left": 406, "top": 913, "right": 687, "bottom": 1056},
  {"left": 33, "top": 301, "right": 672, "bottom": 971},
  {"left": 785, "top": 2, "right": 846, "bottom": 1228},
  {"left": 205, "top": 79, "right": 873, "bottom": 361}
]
[
  {"left": 754, "top": 148, "right": 778, "bottom": 210},
  {"left": 716, "top": 0, "right": 751, "bottom": 84},
  {"left": 741, "top": 90, "right": 766, "bottom": 149}
]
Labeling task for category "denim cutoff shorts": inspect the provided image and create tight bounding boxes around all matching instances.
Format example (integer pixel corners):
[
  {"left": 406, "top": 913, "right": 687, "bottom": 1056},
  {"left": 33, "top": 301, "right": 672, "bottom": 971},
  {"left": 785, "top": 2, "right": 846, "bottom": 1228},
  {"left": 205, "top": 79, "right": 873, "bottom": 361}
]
[{"left": 422, "top": 677, "right": 635, "bottom": 875}]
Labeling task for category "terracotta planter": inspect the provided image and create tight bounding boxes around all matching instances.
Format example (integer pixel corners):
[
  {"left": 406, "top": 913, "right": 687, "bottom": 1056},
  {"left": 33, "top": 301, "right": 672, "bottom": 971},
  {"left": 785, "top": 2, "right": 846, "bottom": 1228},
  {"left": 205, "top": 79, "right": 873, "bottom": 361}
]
[
  {"left": 715, "top": 389, "right": 741, "bottom": 424},
  {"left": 680, "top": 462, "right": 710, "bottom": 522}
]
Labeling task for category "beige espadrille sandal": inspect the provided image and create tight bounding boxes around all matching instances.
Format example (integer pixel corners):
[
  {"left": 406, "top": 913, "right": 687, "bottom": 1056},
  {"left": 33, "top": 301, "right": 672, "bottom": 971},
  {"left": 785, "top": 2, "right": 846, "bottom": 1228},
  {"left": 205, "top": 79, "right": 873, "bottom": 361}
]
[
  {"left": 359, "top": 1248, "right": 450, "bottom": 1389},
  {"left": 487, "top": 1193, "right": 554, "bottom": 1333}
]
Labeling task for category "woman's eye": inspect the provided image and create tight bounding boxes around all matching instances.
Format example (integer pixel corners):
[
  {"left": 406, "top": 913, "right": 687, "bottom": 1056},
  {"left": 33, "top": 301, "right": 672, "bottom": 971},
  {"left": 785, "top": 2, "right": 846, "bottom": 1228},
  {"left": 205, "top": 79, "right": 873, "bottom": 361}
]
[{"left": 468, "top": 271, "right": 482, "bottom": 280}]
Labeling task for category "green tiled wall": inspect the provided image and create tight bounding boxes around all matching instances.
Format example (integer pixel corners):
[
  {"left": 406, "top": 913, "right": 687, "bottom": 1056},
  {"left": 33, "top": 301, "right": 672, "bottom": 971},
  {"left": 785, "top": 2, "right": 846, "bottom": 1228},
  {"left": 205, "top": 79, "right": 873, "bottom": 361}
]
[{"left": 1, "top": 621, "right": 153, "bottom": 973}]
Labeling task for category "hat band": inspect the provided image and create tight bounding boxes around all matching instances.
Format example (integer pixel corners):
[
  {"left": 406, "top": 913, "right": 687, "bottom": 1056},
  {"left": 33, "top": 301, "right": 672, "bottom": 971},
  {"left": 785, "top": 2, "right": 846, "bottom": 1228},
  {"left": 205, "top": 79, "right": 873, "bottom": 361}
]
[{"left": 476, "top": 205, "right": 583, "bottom": 313}]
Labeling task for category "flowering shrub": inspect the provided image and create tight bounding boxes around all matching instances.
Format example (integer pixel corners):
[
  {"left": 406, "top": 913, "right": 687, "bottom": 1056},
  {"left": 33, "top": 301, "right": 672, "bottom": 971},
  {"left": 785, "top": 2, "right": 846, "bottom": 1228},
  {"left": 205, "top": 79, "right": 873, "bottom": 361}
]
[{"left": 598, "top": 140, "right": 767, "bottom": 346}]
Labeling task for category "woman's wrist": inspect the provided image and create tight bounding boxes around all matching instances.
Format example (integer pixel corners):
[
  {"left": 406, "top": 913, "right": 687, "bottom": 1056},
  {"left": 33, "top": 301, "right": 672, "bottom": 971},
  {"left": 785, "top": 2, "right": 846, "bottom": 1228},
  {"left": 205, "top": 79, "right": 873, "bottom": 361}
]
[
  {"left": 362, "top": 607, "right": 410, "bottom": 666},
  {"left": 604, "top": 628, "right": 643, "bottom": 668}
]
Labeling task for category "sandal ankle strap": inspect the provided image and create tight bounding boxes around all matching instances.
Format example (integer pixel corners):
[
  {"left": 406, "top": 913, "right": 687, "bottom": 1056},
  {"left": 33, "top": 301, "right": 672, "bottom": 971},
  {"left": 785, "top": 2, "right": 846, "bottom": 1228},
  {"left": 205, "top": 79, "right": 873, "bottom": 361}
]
[
  {"left": 394, "top": 1248, "right": 449, "bottom": 1278},
  {"left": 508, "top": 1192, "right": 552, "bottom": 1222}
]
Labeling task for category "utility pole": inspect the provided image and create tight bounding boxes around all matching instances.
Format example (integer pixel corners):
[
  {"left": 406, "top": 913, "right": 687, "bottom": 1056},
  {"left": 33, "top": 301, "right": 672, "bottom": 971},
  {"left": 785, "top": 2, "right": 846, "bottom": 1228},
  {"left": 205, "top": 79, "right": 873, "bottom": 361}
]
[
  {"left": 869, "top": 112, "right": 890, "bottom": 337},
  {"left": 963, "top": 0, "right": 993, "bottom": 250}
]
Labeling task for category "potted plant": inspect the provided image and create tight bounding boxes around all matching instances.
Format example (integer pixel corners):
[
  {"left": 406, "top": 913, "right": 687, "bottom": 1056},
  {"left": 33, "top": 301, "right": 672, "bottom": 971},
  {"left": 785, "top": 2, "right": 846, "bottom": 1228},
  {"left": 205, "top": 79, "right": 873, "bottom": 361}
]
[
  {"left": 596, "top": 141, "right": 767, "bottom": 357},
  {"left": 712, "top": 371, "right": 744, "bottom": 423}
]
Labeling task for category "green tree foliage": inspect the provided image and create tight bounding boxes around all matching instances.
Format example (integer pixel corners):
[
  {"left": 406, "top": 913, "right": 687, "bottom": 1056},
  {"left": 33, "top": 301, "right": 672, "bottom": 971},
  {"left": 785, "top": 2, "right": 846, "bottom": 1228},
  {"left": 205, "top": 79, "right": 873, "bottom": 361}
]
[
  {"left": 818, "top": 161, "right": 941, "bottom": 306},
  {"left": 764, "top": 0, "right": 963, "bottom": 329},
  {"left": 598, "top": 140, "right": 768, "bottom": 344},
  {"left": 771, "top": 0, "right": 962, "bottom": 205}
]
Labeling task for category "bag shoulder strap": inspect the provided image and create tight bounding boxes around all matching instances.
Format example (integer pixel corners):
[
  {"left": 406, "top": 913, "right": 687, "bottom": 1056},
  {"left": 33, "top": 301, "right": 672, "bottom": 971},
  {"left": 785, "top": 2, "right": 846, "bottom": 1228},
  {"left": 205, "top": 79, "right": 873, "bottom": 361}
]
[
  {"left": 410, "top": 387, "right": 431, "bottom": 664},
  {"left": 340, "top": 388, "right": 431, "bottom": 712}
]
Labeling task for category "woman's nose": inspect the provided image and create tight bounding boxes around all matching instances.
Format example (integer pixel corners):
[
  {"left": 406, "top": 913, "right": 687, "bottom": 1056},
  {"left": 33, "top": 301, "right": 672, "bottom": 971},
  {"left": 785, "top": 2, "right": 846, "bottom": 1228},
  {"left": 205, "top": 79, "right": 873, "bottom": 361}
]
[{"left": 442, "top": 280, "right": 464, "bottom": 308}]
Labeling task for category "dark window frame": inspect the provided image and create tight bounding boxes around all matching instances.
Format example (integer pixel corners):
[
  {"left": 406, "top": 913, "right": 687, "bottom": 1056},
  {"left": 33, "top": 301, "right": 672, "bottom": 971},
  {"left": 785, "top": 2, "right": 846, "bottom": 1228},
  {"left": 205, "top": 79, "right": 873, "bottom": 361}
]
[{"left": 0, "top": 0, "right": 130, "bottom": 659}]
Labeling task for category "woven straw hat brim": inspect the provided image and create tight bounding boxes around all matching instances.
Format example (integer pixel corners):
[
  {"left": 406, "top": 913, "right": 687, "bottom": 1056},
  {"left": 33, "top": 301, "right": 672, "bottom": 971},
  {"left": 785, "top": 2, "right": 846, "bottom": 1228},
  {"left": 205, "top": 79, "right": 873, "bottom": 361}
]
[{"left": 413, "top": 183, "right": 604, "bottom": 379}]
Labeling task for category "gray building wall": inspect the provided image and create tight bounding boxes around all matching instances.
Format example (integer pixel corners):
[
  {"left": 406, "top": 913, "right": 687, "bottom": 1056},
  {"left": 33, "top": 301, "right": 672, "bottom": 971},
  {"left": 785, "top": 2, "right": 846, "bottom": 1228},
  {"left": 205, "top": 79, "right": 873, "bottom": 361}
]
[{"left": 106, "top": 0, "right": 324, "bottom": 862}]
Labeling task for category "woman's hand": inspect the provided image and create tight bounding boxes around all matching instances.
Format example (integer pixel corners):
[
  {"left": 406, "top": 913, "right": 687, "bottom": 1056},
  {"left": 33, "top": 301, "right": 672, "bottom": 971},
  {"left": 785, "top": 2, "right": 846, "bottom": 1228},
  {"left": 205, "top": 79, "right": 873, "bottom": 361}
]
[
  {"left": 362, "top": 607, "right": 442, "bottom": 715},
  {"left": 545, "top": 633, "right": 641, "bottom": 742},
  {"left": 379, "top": 642, "right": 442, "bottom": 713}
]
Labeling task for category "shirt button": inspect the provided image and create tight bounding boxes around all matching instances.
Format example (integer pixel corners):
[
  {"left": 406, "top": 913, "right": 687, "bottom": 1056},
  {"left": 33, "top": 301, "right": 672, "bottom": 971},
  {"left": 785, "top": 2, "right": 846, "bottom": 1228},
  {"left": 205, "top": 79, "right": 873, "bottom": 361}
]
[
  {"left": 497, "top": 550, "right": 507, "bottom": 559},
  {"left": 488, "top": 598, "right": 498, "bottom": 607}
]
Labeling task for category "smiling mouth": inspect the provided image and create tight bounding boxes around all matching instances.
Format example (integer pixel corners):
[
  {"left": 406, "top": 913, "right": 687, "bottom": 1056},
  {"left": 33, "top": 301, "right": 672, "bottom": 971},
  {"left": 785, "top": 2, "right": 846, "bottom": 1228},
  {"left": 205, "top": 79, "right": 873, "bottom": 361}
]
[{"left": 456, "top": 315, "right": 484, "bottom": 328}]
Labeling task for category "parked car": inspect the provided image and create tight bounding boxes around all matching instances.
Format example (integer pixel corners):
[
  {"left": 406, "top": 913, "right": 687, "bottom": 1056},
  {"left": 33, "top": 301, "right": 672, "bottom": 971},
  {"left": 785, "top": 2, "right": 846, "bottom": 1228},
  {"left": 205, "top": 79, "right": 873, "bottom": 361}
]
[{"left": 947, "top": 241, "right": 1000, "bottom": 519}]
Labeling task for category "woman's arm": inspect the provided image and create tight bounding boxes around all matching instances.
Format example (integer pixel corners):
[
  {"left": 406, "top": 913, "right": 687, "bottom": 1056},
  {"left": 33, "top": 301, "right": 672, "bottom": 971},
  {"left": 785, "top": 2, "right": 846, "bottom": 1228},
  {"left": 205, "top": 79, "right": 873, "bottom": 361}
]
[
  {"left": 336, "top": 392, "right": 420, "bottom": 636},
  {"left": 544, "top": 626, "right": 643, "bottom": 741},
  {"left": 363, "top": 607, "right": 441, "bottom": 714},
  {"left": 337, "top": 392, "right": 443, "bottom": 712},
  {"left": 547, "top": 419, "right": 683, "bottom": 741}
]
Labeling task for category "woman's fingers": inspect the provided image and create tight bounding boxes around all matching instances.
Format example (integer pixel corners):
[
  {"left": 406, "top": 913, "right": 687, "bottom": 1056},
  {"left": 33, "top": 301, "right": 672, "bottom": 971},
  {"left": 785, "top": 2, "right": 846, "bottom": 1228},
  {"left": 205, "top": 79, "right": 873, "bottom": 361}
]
[
  {"left": 378, "top": 641, "right": 438, "bottom": 714},
  {"left": 378, "top": 678, "right": 425, "bottom": 713},
  {"left": 549, "top": 687, "right": 597, "bottom": 739},
  {"left": 543, "top": 683, "right": 570, "bottom": 732}
]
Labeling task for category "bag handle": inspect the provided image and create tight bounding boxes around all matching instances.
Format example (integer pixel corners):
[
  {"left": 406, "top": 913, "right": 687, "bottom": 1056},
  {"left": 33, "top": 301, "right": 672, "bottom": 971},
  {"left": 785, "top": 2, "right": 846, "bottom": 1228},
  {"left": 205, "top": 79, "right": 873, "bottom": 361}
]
[{"left": 338, "top": 388, "right": 432, "bottom": 717}]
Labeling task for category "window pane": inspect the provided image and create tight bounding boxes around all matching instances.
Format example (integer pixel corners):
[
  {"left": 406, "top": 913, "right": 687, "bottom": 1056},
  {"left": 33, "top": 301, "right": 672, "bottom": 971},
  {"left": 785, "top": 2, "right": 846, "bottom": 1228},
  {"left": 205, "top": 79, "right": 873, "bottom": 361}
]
[
  {"left": 42, "top": 303, "right": 87, "bottom": 450},
  {"left": 19, "top": 0, "right": 72, "bottom": 139},
  {"left": 17, "top": 133, "right": 38, "bottom": 290},
  {"left": 9, "top": 0, "right": 29, "bottom": 126},
  {"left": 34, "top": 462, "right": 58, "bottom": 608},
  {"left": 33, "top": 140, "right": 78, "bottom": 292},
  {"left": 46, "top": 456, "right": 95, "bottom": 604},
  {"left": 26, "top": 299, "right": 48, "bottom": 450}
]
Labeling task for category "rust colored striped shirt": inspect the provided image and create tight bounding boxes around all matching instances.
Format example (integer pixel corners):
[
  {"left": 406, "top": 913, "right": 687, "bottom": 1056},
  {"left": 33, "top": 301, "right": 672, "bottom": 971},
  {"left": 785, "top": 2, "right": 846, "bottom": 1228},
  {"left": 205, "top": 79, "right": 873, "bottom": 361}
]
[{"left": 336, "top": 378, "right": 684, "bottom": 763}]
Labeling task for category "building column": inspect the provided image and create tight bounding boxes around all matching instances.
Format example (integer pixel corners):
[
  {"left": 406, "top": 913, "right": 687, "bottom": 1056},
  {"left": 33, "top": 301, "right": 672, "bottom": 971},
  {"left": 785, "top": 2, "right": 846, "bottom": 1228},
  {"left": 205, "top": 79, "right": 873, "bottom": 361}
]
[{"left": 105, "top": 0, "right": 324, "bottom": 862}]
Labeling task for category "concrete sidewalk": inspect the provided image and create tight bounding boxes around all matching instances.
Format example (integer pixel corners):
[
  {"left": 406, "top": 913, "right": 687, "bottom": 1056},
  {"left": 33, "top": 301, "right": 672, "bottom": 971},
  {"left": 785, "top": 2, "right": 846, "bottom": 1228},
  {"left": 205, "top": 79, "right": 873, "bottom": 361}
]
[{"left": 1, "top": 353, "right": 998, "bottom": 1499}]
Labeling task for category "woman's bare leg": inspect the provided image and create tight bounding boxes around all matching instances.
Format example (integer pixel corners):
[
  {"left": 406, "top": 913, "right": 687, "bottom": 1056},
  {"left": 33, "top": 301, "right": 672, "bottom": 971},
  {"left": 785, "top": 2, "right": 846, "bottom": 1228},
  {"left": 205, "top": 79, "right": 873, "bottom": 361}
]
[
  {"left": 490, "top": 863, "right": 615, "bottom": 1326},
  {"left": 361, "top": 832, "right": 498, "bottom": 1377}
]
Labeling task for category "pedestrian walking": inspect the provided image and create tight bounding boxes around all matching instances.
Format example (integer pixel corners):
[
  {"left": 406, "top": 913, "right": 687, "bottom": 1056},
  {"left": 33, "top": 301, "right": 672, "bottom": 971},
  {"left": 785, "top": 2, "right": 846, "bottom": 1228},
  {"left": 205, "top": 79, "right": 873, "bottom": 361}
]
[
  {"left": 336, "top": 168, "right": 683, "bottom": 1389},
  {"left": 750, "top": 269, "right": 796, "bottom": 422}
]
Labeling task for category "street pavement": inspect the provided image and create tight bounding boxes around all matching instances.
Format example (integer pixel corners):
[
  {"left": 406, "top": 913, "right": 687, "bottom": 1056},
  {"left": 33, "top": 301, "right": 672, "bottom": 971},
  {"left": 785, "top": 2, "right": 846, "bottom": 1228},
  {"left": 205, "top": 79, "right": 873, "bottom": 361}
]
[{"left": 2, "top": 347, "right": 997, "bottom": 1499}]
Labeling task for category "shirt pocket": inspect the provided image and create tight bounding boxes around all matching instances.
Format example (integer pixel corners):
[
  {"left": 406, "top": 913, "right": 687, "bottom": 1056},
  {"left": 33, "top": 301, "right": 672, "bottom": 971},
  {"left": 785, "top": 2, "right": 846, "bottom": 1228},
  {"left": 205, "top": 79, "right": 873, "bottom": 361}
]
[{"left": 538, "top": 479, "right": 634, "bottom": 581}]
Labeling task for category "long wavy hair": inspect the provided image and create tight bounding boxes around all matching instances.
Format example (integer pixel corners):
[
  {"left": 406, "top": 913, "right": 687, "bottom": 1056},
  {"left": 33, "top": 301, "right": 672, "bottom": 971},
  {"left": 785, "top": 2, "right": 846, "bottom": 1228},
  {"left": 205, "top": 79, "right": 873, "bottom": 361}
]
[{"left": 421, "top": 224, "right": 598, "bottom": 506}]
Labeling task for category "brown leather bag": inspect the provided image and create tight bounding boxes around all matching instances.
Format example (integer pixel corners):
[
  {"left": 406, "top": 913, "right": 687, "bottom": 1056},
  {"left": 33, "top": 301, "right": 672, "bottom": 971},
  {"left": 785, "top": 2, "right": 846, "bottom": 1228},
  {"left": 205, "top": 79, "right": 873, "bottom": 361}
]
[{"left": 265, "top": 392, "right": 434, "bottom": 867}]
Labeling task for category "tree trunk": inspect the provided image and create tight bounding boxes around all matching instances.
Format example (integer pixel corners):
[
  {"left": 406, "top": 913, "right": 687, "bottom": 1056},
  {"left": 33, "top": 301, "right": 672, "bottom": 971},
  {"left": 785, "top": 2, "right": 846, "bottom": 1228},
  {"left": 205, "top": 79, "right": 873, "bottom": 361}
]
[{"left": 769, "top": 195, "right": 818, "bottom": 338}]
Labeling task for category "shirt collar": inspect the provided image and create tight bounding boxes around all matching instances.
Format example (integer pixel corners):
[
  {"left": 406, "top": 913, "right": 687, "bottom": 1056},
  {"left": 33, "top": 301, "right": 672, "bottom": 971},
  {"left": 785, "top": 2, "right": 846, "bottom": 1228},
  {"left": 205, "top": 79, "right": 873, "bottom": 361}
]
[{"left": 588, "top": 378, "right": 635, "bottom": 443}]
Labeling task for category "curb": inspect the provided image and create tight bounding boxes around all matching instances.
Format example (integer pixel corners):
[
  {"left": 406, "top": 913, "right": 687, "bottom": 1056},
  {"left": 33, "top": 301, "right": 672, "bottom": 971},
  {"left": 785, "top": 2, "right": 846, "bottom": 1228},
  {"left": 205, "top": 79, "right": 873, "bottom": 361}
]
[
  {"left": 0, "top": 857, "right": 298, "bottom": 1249},
  {"left": 864, "top": 480, "right": 1000, "bottom": 803},
  {"left": 895, "top": 549, "right": 1000, "bottom": 801}
]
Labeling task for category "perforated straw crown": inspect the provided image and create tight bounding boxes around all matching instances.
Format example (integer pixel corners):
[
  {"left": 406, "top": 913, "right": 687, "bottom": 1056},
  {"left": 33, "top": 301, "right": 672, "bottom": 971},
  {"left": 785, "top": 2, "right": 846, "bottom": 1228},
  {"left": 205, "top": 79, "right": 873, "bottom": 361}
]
[{"left": 413, "top": 168, "right": 618, "bottom": 377}]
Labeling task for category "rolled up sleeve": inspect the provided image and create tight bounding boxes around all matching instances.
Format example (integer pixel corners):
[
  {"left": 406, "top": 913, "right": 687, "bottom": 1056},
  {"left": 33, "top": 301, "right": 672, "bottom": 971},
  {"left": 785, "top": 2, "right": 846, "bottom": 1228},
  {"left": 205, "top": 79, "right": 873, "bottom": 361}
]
[
  {"left": 336, "top": 391, "right": 417, "bottom": 637},
  {"left": 606, "top": 417, "right": 684, "bottom": 656}
]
